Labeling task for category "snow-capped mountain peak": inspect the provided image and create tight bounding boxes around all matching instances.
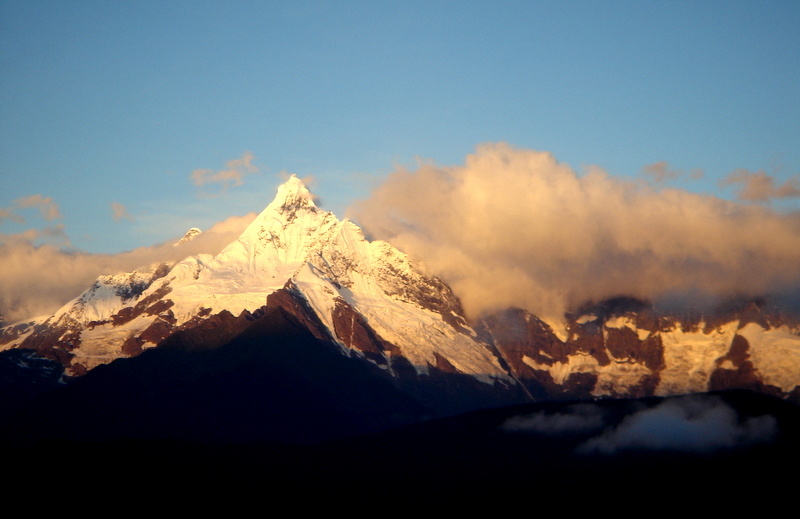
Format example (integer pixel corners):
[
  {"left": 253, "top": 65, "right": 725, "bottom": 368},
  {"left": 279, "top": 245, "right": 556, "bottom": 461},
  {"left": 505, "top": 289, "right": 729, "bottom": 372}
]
[
  {"left": 217, "top": 174, "right": 335, "bottom": 277},
  {"left": 271, "top": 174, "right": 318, "bottom": 215},
  {"left": 1, "top": 176, "right": 510, "bottom": 385}
]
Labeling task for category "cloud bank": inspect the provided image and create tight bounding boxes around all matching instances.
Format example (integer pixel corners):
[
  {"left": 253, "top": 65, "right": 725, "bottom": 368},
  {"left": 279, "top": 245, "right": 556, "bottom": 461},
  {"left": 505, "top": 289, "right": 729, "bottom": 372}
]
[
  {"left": 0, "top": 213, "right": 256, "bottom": 323},
  {"left": 351, "top": 143, "right": 800, "bottom": 320}
]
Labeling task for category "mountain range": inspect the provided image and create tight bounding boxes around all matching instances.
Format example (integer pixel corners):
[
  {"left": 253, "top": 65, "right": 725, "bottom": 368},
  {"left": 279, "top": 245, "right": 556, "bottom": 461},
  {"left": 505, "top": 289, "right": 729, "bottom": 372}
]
[
  {"left": 1, "top": 176, "right": 799, "bottom": 504},
  {"left": 3, "top": 175, "right": 799, "bottom": 406}
]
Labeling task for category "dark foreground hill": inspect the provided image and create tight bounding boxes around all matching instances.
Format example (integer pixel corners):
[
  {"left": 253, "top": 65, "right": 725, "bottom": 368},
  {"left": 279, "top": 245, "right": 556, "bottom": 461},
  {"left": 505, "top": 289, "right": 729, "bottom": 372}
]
[
  {"left": 3, "top": 387, "right": 798, "bottom": 509},
  {"left": 0, "top": 305, "right": 438, "bottom": 445},
  {"left": 2, "top": 300, "right": 799, "bottom": 510}
]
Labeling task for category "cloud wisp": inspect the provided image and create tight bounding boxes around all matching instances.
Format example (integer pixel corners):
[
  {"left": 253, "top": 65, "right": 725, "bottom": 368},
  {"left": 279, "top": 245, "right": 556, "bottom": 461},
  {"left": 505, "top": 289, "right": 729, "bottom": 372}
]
[
  {"left": 720, "top": 169, "right": 800, "bottom": 203},
  {"left": 351, "top": 143, "right": 800, "bottom": 320},
  {"left": 501, "top": 403, "right": 606, "bottom": 436},
  {"left": 0, "top": 194, "right": 62, "bottom": 225},
  {"left": 191, "top": 152, "right": 260, "bottom": 197},
  {"left": 641, "top": 161, "right": 704, "bottom": 183},
  {"left": 110, "top": 202, "right": 134, "bottom": 223}
]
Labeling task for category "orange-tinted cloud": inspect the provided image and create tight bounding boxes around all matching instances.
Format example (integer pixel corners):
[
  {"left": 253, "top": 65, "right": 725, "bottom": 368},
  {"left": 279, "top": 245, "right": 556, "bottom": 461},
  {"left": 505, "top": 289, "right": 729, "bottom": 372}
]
[
  {"left": 191, "top": 151, "right": 260, "bottom": 196},
  {"left": 110, "top": 202, "right": 133, "bottom": 223},
  {"left": 0, "top": 207, "right": 23, "bottom": 224},
  {"left": 0, "top": 195, "right": 63, "bottom": 225},
  {"left": 14, "top": 194, "right": 62, "bottom": 221},
  {"left": 721, "top": 169, "right": 800, "bottom": 202},
  {"left": 642, "top": 161, "right": 704, "bottom": 183},
  {"left": 351, "top": 143, "right": 800, "bottom": 321}
]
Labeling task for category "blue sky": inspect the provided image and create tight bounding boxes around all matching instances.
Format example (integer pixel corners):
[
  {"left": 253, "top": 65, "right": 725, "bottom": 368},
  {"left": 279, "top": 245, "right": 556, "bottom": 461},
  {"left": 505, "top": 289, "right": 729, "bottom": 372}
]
[{"left": 2, "top": 0, "right": 799, "bottom": 254}]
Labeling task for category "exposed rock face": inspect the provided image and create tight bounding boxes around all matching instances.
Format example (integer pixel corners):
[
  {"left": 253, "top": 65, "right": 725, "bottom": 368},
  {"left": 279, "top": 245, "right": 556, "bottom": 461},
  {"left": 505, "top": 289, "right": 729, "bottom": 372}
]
[
  {"left": 331, "top": 296, "right": 399, "bottom": 364},
  {"left": 478, "top": 297, "right": 799, "bottom": 401},
  {"left": 264, "top": 284, "right": 332, "bottom": 343}
]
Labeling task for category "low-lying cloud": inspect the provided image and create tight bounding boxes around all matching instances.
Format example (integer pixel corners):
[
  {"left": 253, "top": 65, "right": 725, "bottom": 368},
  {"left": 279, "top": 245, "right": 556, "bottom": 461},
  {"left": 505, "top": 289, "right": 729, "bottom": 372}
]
[
  {"left": 500, "top": 396, "right": 778, "bottom": 454},
  {"left": 351, "top": 143, "right": 800, "bottom": 320},
  {"left": 501, "top": 403, "right": 605, "bottom": 435},
  {"left": 577, "top": 396, "right": 777, "bottom": 454}
]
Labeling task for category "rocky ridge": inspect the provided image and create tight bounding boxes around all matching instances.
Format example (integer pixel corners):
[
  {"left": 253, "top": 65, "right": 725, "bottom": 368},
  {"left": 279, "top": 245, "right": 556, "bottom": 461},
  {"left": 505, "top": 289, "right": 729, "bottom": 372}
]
[{"left": 482, "top": 296, "right": 800, "bottom": 402}]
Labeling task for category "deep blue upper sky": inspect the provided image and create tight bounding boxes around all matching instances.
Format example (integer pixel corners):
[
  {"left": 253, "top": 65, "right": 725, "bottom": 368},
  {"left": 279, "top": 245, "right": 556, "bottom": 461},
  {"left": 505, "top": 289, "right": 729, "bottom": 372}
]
[{"left": 2, "top": 0, "right": 799, "bottom": 253}]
